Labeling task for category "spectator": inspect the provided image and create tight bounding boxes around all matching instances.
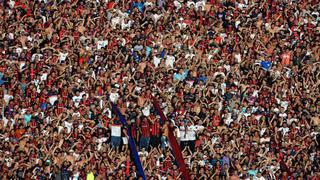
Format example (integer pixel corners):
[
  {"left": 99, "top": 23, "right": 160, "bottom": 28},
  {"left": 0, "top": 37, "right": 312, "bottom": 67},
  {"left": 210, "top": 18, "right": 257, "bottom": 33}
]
[{"left": 139, "top": 117, "right": 151, "bottom": 150}]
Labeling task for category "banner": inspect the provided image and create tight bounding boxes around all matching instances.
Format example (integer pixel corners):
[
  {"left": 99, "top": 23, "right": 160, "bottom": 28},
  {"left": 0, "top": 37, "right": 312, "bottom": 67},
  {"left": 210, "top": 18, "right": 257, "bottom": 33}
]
[
  {"left": 152, "top": 98, "right": 191, "bottom": 180},
  {"left": 260, "top": 61, "right": 272, "bottom": 71},
  {"left": 111, "top": 102, "right": 146, "bottom": 180}
]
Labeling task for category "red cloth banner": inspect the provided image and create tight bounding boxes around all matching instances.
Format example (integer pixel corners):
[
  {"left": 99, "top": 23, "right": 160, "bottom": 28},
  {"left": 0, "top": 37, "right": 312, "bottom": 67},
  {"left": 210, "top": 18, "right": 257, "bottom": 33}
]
[{"left": 152, "top": 98, "right": 190, "bottom": 180}]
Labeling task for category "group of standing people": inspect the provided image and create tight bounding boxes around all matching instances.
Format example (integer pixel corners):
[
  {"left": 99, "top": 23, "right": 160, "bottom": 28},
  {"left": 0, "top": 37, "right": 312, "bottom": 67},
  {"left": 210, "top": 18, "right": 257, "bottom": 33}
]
[{"left": 0, "top": 0, "right": 320, "bottom": 179}]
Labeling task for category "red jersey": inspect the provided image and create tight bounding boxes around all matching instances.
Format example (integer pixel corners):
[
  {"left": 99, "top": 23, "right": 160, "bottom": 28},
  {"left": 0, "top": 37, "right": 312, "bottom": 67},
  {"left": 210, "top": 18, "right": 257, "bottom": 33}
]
[
  {"left": 61, "top": 90, "right": 68, "bottom": 101},
  {"left": 30, "top": 91, "right": 37, "bottom": 101},
  {"left": 151, "top": 120, "right": 161, "bottom": 136},
  {"left": 56, "top": 102, "right": 64, "bottom": 115},
  {"left": 212, "top": 115, "right": 220, "bottom": 126},
  {"left": 39, "top": 93, "right": 47, "bottom": 104},
  {"left": 163, "top": 157, "right": 172, "bottom": 171},
  {"left": 141, "top": 121, "right": 151, "bottom": 137},
  {"left": 130, "top": 124, "right": 138, "bottom": 140}
]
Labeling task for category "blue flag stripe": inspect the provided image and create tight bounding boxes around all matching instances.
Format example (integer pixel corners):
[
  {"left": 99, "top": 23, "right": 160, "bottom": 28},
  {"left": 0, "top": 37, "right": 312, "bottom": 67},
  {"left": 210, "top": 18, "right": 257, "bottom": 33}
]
[{"left": 110, "top": 102, "right": 146, "bottom": 180}]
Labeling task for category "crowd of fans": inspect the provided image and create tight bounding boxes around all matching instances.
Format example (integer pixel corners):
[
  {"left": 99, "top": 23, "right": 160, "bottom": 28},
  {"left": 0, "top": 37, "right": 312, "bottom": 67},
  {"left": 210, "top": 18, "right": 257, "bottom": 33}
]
[{"left": 0, "top": 0, "right": 320, "bottom": 179}]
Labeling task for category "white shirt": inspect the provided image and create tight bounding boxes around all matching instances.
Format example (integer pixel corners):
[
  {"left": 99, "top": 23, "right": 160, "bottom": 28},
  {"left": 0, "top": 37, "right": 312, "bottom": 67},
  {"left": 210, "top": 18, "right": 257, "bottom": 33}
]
[
  {"left": 145, "top": 2, "right": 154, "bottom": 7},
  {"left": 40, "top": 73, "right": 48, "bottom": 81},
  {"left": 121, "top": 19, "right": 132, "bottom": 30},
  {"left": 260, "top": 128, "right": 267, "bottom": 136},
  {"left": 165, "top": 55, "right": 175, "bottom": 68},
  {"left": 138, "top": 151, "right": 148, "bottom": 161},
  {"left": 278, "top": 127, "right": 290, "bottom": 136},
  {"left": 280, "top": 101, "right": 289, "bottom": 110},
  {"left": 110, "top": 92, "right": 119, "bottom": 103},
  {"left": 119, "top": 38, "right": 126, "bottom": 46},
  {"left": 31, "top": 53, "right": 43, "bottom": 62},
  {"left": 186, "top": 126, "right": 197, "bottom": 141},
  {"left": 174, "top": 0, "right": 182, "bottom": 10},
  {"left": 179, "top": 126, "right": 187, "bottom": 141},
  {"left": 142, "top": 105, "right": 150, "bottom": 116},
  {"left": 225, "top": 113, "right": 233, "bottom": 125},
  {"left": 211, "top": 136, "right": 220, "bottom": 144},
  {"left": 72, "top": 96, "right": 82, "bottom": 107},
  {"left": 2, "top": 117, "right": 14, "bottom": 127},
  {"left": 72, "top": 112, "right": 81, "bottom": 118},
  {"left": 224, "top": 64, "right": 231, "bottom": 72},
  {"left": 195, "top": 1, "right": 205, "bottom": 11},
  {"left": 175, "top": 127, "right": 180, "bottom": 138},
  {"left": 111, "top": 16, "right": 121, "bottom": 28},
  {"left": 59, "top": 52, "right": 68, "bottom": 63},
  {"left": 153, "top": 56, "right": 161, "bottom": 67},
  {"left": 194, "top": 125, "right": 204, "bottom": 131},
  {"left": 221, "top": 83, "right": 226, "bottom": 95},
  {"left": 71, "top": 172, "right": 80, "bottom": 180},
  {"left": 3, "top": 94, "right": 13, "bottom": 104},
  {"left": 186, "top": 1, "right": 205, "bottom": 11},
  {"left": 279, "top": 112, "right": 287, "bottom": 118},
  {"left": 235, "top": 53, "right": 241, "bottom": 63},
  {"left": 220, "top": 33, "right": 227, "bottom": 41},
  {"left": 45, "top": 116, "right": 53, "bottom": 124},
  {"left": 103, "top": 108, "right": 112, "bottom": 118},
  {"left": 49, "top": 96, "right": 58, "bottom": 105},
  {"left": 64, "top": 121, "right": 73, "bottom": 133},
  {"left": 16, "top": 47, "right": 22, "bottom": 56},
  {"left": 252, "top": 90, "right": 259, "bottom": 97},
  {"left": 96, "top": 137, "right": 108, "bottom": 150},
  {"left": 289, "top": 118, "right": 298, "bottom": 124},
  {"left": 237, "top": 2, "right": 248, "bottom": 9},
  {"left": 111, "top": 125, "right": 121, "bottom": 137},
  {"left": 185, "top": 53, "right": 195, "bottom": 59},
  {"left": 260, "top": 137, "right": 270, "bottom": 143},
  {"left": 153, "top": 14, "right": 162, "bottom": 22},
  {"left": 235, "top": 20, "right": 241, "bottom": 29},
  {"left": 97, "top": 40, "right": 108, "bottom": 50},
  {"left": 9, "top": 0, "right": 15, "bottom": 8},
  {"left": 177, "top": 22, "right": 187, "bottom": 29}
]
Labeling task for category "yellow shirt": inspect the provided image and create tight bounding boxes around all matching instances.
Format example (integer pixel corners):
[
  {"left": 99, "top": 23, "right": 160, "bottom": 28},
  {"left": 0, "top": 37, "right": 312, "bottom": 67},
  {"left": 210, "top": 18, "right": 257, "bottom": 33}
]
[{"left": 86, "top": 172, "right": 94, "bottom": 180}]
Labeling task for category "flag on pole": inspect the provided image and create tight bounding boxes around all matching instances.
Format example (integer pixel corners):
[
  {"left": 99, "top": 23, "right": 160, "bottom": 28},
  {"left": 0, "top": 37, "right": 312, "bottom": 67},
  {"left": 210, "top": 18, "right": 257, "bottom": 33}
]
[
  {"left": 152, "top": 97, "right": 191, "bottom": 180},
  {"left": 110, "top": 102, "right": 146, "bottom": 180},
  {"left": 260, "top": 61, "right": 272, "bottom": 71}
]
